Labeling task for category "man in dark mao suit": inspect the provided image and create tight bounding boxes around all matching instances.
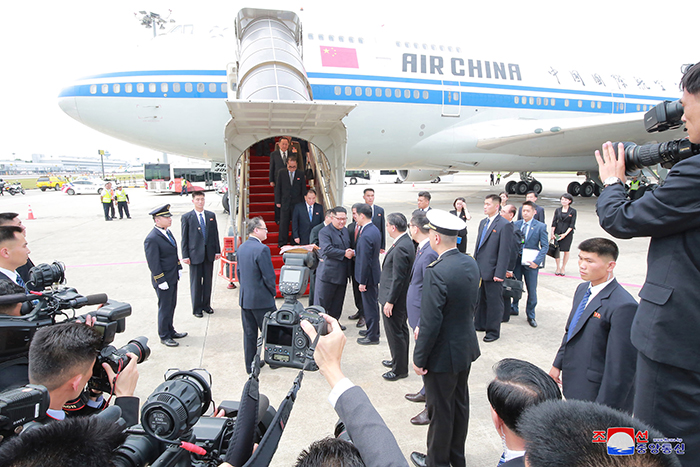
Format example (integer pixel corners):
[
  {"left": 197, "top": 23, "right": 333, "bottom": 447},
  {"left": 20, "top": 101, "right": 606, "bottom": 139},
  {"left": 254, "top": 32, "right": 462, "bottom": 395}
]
[
  {"left": 499, "top": 204, "right": 523, "bottom": 323},
  {"left": 144, "top": 204, "right": 185, "bottom": 347},
  {"left": 316, "top": 207, "right": 353, "bottom": 321},
  {"left": 275, "top": 156, "right": 306, "bottom": 247},
  {"left": 474, "top": 194, "right": 514, "bottom": 342},
  {"left": 292, "top": 188, "right": 323, "bottom": 245},
  {"left": 236, "top": 217, "right": 277, "bottom": 374},
  {"left": 181, "top": 192, "right": 221, "bottom": 318},
  {"left": 308, "top": 209, "right": 332, "bottom": 306},
  {"left": 346, "top": 206, "right": 365, "bottom": 327},
  {"left": 378, "top": 213, "right": 415, "bottom": 380},
  {"left": 363, "top": 188, "right": 386, "bottom": 252},
  {"left": 595, "top": 64, "right": 700, "bottom": 464},
  {"left": 354, "top": 204, "right": 382, "bottom": 345},
  {"left": 411, "top": 209, "right": 481, "bottom": 467},
  {"left": 268, "top": 137, "right": 290, "bottom": 186},
  {"left": 550, "top": 238, "right": 638, "bottom": 413}
]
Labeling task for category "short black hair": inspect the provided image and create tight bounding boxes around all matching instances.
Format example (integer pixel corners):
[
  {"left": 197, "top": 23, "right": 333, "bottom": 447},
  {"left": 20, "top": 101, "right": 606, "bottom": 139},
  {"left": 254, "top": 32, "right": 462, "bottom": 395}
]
[
  {"left": 355, "top": 204, "right": 372, "bottom": 219},
  {"left": 306, "top": 188, "right": 317, "bottom": 196},
  {"left": 332, "top": 206, "right": 347, "bottom": 215},
  {"left": 487, "top": 358, "right": 561, "bottom": 435},
  {"left": 324, "top": 209, "right": 334, "bottom": 217},
  {"left": 363, "top": 188, "right": 375, "bottom": 195},
  {"left": 452, "top": 197, "right": 466, "bottom": 209},
  {"left": 386, "top": 212, "right": 407, "bottom": 232},
  {"left": 0, "top": 280, "right": 25, "bottom": 315},
  {"left": 192, "top": 191, "right": 205, "bottom": 198},
  {"left": 0, "top": 226, "right": 24, "bottom": 246},
  {"left": 0, "top": 415, "right": 128, "bottom": 467},
  {"left": 295, "top": 437, "right": 365, "bottom": 467},
  {"left": 681, "top": 62, "right": 700, "bottom": 95},
  {"left": 417, "top": 191, "right": 431, "bottom": 200},
  {"left": 561, "top": 193, "right": 574, "bottom": 204},
  {"left": 520, "top": 399, "right": 681, "bottom": 467},
  {"left": 578, "top": 237, "right": 619, "bottom": 261},
  {"left": 485, "top": 194, "right": 501, "bottom": 205},
  {"left": 28, "top": 323, "right": 102, "bottom": 391},
  {"left": 526, "top": 190, "right": 538, "bottom": 198},
  {"left": 522, "top": 200, "right": 537, "bottom": 210},
  {"left": 410, "top": 212, "right": 430, "bottom": 234},
  {"left": 0, "top": 212, "right": 19, "bottom": 224}
]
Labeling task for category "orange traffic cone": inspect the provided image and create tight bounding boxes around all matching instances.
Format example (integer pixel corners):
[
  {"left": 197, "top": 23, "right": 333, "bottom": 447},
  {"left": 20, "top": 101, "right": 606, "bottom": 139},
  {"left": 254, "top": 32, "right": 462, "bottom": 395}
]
[{"left": 27, "top": 205, "right": 36, "bottom": 220}]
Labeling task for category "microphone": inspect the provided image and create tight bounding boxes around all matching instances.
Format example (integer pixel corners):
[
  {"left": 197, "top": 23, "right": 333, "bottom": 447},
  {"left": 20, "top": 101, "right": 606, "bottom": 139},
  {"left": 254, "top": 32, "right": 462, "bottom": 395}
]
[
  {"left": 65, "top": 293, "right": 109, "bottom": 309},
  {"left": 0, "top": 293, "right": 33, "bottom": 306}
]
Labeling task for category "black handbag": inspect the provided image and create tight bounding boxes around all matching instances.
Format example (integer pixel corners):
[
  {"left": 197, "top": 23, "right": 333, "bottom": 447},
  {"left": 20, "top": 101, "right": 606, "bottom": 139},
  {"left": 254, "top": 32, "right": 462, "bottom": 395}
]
[
  {"left": 547, "top": 240, "right": 560, "bottom": 259},
  {"left": 503, "top": 278, "right": 524, "bottom": 301}
]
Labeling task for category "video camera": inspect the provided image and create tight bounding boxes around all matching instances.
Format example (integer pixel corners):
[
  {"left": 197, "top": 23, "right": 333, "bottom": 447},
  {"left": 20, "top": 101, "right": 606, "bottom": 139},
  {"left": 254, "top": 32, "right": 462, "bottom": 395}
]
[
  {"left": 0, "top": 384, "right": 49, "bottom": 442},
  {"left": 262, "top": 251, "right": 327, "bottom": 371}
]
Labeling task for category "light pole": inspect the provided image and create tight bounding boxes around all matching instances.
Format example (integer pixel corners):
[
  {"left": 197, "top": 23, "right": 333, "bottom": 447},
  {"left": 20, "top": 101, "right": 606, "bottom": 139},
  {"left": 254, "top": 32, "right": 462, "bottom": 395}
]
[{"left": 135, "top": 10, "right": 176, "bottom": 38}]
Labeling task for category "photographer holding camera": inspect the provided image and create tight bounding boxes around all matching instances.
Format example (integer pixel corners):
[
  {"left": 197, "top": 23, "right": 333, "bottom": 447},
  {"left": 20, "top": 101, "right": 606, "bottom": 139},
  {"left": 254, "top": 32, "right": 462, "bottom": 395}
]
[
  {"left": 28, "top": 322, "right": 140, "bottom": 426},
  {"left": 595, "top": 62, "right": 700, "bottom": 465}
]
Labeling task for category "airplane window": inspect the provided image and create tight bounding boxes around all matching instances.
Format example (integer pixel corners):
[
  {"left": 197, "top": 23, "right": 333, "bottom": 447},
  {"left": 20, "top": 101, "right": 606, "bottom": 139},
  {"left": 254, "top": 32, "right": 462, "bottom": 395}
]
[
  {"left": 161, "top": 83, "right": 169, "bottom": 93},
  {"left": 90, "top": 85, "right": 97, "bottom": 94},
  {"left": 385, "top": 88, "right": 391, "bottom": 97},
  {"left": 197, "top": 83, "right": 205, "bottom": 93},
  {"left": 339, "top": 36, "right": 344, "bottom": 42},
  {"left": 358, "top": 38, "right": 364, "bottom": 44},
  {"left": 185, "top": 83, "right": 193, "bottom": 93},
  {"left": 529, "top": 97, "right": 534, "bottom": 105},
  {"left": 308, "top": 33, "right": 314, "bottom": 40},
  {"left": 396, "top": 41, "right": 401, "bottom": 47},
  {"left": 636, "top": 104, "right": 641, "bottom": 111},
  {"left": 113, "top": 84, "right": 120, "bottom": 93},
  {"left": 514, "top": 96, "right": 519, "bottom": 104},
  {"left": 453, "top": 92, "right": 459, "bottom": 101},
  {"left": 365, "top": 87, "right": 372, "bottom": 97},
  {"left": 578, "top": 100, "right": 583, "bottom": 108},
  {"left": 329, "top": 35, "right": 335, "bottom": 41},
  {"left": 221, "top": 83, "right": 226, "bottom": 93},
  {"left": 591, "top": 101, "right": 595, "bottom": 109},
  {"left": 448, "top": 46, "right": 453, "bottom": 52},
  {"left": 422, "top": 44, "right": 427, "bottom": 50},
  {"left": 349, "top": 37, "right": 354, "bottom": 43},
  {"left": 137, "top": 83, "right": 145, "bottom": 93},
  {"left": 345, "top": 86, "right": 351, "bottom": 96},
  {"left": 543, "top": 97, "right": 548, "bottom": 105},
  {"left": 414, "top": 90, "right": 420, "bottom": 99},
  {"left": 101, "top": 84, "right": 108, "bottom": 94},
  {"left": 355, "top": 87, "right": 362, "bottom": 96},
  {"left": 375, "top": 88, "right": 382, "bottom": 97},
  {"left": 319, "top": 34, "right": 324, "bottom": 40},
  {"left": 125, "top": 83, "right": 133, "bottom": 93},
  {"left": 551, "top": 98, "right": 555, "bottom": 106},
  {"left": 414, "top": 43, "right": 419, "bottom": 49},
  {"left": 394, "top": 89, "right": 401, "bottom": 98},
  {"left": 423, "top": 91, "right": 429, "bottom": 99},
  {"left": 536, "top": 97, "right": 541, "bottom": 105},
  {"left": 405, "top": 42, "right": 410, "bottom": 48},
  {"left": 149, "top": 83, "right": 156, "bottom": 93},
  {"left": 597, "top": 102, "right": 601, "bottom": 109},
  {"left": 209, "top": 83, "right": 216, "bottom": 93},
  {"left": 334, "top": 86, "right": 341, "bottom": 95},
  {"left": 404, "top": 89, "right": 410, "bottom": 98},
  {"left": 522, "top": 96, "right": 527, "bottom": 104},
  {"left": 456, "top": 47, "right": 462, "bottom": 53},
  {"left": 564, "top": 99, "right": 569, "bottom": 107},
  {"left": 173, "top": 83, "right": 180, "bottom": 92},
  {"left": 439, "top": 45, "right": 444, "bottom": 51},
  {"left": 431, "top": 45, "right": 436, "bottom": 51}
]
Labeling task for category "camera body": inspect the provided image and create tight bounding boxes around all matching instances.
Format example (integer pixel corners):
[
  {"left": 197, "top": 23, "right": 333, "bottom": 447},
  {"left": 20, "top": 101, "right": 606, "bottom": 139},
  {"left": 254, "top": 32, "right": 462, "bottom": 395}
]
[
  {"left": 262, "top": 251, "right": 327, "bottom": 370},
  {"left": 89, "top": 336, "right": 151, "bottom": 393}
]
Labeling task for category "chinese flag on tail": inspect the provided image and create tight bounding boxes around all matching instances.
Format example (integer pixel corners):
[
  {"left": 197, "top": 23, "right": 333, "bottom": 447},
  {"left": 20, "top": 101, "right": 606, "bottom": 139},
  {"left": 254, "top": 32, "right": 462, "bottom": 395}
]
[{"left": 320, "top": 46, "right": 359, "bottom": 68}]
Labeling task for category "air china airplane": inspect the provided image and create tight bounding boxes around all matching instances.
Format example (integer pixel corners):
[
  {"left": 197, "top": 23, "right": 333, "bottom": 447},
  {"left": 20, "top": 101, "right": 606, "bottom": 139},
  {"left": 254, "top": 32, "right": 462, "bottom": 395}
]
[{"left": 57, "top": 7, "right": 686, "bottom": 202}]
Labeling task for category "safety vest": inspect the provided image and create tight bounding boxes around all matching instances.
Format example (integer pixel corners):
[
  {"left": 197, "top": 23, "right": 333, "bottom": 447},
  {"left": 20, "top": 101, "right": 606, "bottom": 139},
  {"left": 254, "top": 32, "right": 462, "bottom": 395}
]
[
  {"left": 102, "top": 190, "right": 113, "bottom": 203},
  {"left": 115, "top": 190, "right": 127, "bottom": 202}
]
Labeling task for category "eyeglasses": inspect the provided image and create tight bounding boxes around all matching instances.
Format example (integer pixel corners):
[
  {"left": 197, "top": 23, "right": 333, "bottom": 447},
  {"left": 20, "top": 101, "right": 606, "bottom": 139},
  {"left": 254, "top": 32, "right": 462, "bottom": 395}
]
[
  {"left": 333, "top": 217, "right": 347, "bottom": 222},
  {"left": 256, "top": 227, "right": 268, "bottom": 231}
]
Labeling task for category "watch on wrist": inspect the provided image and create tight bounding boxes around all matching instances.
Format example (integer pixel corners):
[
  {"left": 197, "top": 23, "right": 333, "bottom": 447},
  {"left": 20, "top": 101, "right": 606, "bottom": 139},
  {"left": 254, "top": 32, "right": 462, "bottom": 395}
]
[{"left": 603, "top": 176, "right": 622, "bottom": 187}]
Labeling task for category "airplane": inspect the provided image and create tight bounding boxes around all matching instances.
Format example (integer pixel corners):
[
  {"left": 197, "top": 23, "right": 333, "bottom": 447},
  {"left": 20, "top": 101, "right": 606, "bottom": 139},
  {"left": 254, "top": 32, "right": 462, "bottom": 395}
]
[{"left": 57, "top": 6, "right": 687, "bottom": 216}]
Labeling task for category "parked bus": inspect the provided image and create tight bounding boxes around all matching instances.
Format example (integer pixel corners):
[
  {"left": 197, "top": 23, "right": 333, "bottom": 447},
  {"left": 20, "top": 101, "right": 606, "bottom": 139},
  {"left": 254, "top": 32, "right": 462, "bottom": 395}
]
[{"left": 144, "top": 163, "right": 222, "bottom": 193}]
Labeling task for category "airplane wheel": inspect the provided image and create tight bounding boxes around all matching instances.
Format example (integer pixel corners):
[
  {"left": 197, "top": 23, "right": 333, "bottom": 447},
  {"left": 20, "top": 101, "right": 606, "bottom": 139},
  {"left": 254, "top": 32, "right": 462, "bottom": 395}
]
[
  {"left": 431, "top": 177, "right": 441, "bottom": 183},
  {"left": 515, "top": 181, "right": 529, "bottom": 195},
  {"left": 529, "top": 180, "right": 543, "bottom": 194},
  {"left": 222, "top": 191, "right": 230, "bottom": 213},
  {"left": 349, "top": 177, "right": 357, "bottom": 185},
  {"left": 567, "top": 181, "right": 581, "bottom": 196},
  {"left": 580, "top": 182, "right": 595, "bottom": 197},
  {"left": 594, "top": 183, "right": 601, "bottom": 197},
  {"left": 505, "top": 181, "right": 517, "bottom": 194}
]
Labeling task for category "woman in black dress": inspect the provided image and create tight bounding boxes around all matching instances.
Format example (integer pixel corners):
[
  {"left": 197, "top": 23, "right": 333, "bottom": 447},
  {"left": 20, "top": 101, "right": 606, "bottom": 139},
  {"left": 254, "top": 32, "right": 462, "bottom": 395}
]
[
  {"left": 450, "top": 197, "right": 471, "bottom": 253},
  {"left": 551, "top": 193, "right": 577, "bottom": 276}
]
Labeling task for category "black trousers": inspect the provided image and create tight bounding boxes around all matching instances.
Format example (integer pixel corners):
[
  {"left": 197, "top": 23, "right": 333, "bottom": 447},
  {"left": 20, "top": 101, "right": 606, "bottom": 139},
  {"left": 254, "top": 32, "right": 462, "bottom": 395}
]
[
  {"left": 102, "top": 202, "right": 112, "bottom": 220},
  {"left": 424, "top": 367, "right": 470, "bottom": 467},
  {"left": 278, "top": 206, "right": 293, "bottom": 246},
  {"left": 189, "top": 261, "right": 214, "bottom": 314},
  {"left": 241, "top": 307, "right": 274, "bottom": 374},
  {"left": 361, "top": 284, "right": 380, "bottom": 341},
  {"left": 308, "top": 268, "right": 316, "bottom": 305},
  {"left": 315, "top": 280, "right": 346, "bottom": 320},
  {"left": 117, "top": 201, "right": 130, "bottom": 218},
  {"left": 155, "top": 281, "right": 178, "bottom": 339},
  {"left": 474, "top": 280, "right": 504, "bottom": 339},
  {"left": 381, "top": 302, "right": 409, "bottom": 375},
  {"left": 634, "top": 353, "right": 700, "bottom": 467}
]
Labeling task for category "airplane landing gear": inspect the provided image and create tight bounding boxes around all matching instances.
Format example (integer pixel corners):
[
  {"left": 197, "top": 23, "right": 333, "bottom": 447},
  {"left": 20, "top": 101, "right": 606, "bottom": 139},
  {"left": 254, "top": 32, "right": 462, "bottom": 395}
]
[
  {"left": 506, "top": 172, "right": 542, "bottom": 195},
  {"left": 580, "top": 181, "right": 596, "bottom": 197},
  {"left": 567, "top": 181, "right": 581, "bottom": 196}
]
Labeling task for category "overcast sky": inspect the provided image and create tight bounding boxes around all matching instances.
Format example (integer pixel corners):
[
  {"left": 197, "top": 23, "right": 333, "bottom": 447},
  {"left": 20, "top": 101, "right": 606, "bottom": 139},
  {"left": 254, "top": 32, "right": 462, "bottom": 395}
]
[{"left": 2, "top": 0, "right": 696, "bottom": 164}]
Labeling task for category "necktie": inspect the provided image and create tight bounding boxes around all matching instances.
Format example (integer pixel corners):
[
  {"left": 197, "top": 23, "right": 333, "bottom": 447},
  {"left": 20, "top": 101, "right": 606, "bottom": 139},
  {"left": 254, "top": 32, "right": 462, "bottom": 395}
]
[
  {"left": 567, "top": 287, "right": 592, "bottom": 341},
  {"left": 478, "top": 220, "right": 490, "bottom": 249},
  {"left": 308, "top": 205, "right": 313, "bottom": 221},
  {"left": 16, "top": 273, "right": 27, "bottom": 291},
  {"left": 354, "top": 225, "right": 359, "bottom": 242},
  {"left": 166, "top": 230, "right": 176, "bottom": 246},
  {"left": 199, "top": 213, "right": 206, "bottom": 237},
  {"left": 289, "top": 171, "right": 294, "bottom": 184},
  {"left": 522, "top": 222, "right": 529, "bottom": 240}
]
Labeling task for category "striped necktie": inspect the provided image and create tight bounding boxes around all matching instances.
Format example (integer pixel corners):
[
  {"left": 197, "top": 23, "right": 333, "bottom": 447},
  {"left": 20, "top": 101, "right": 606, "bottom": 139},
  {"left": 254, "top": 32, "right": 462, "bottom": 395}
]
[
  {"left": 16, "top": 273, "right": 27, "bottom": 292},
  {"left": 568, "top": 287, "right": 592, "bottom": 341},
  {"left": 199, "top": 212, "right": 206, "bottom": 237}
]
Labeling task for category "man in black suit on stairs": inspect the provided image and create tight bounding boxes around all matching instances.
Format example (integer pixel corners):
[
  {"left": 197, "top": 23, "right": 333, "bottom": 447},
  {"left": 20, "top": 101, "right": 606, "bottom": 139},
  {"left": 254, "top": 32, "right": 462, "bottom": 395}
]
[{"left": 275, "top": 156, "right": 306, "bottom": 248}]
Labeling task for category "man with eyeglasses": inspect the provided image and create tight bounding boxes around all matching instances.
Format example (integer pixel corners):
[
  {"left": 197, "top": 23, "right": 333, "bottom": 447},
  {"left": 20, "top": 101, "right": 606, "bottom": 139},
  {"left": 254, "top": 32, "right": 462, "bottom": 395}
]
[
  {"left": 236, "top": 217, "right": 277, "bottom": 374},
  {"left": 316, "top": 207, "right": 353, "bottom": 327}
]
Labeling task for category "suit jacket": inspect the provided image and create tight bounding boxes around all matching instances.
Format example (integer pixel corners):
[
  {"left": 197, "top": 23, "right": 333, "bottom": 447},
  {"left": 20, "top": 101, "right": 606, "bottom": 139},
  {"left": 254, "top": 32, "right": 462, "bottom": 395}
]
[
  {"left": 406, "top": 241, "right": 439, "bottom": 329},
  {"left": 512, "top": 218, "right": 548, "bottom": 268},
  {"left": 268, "top": 149, "right": 289, "bottom": 184},
  {"left": 236, "top": 237, "right": 277, "bottom": 309},
  {"left": 309, "top": 221, "right": 327, "bottom": 247},
  {"left": 317, "top": 224, "right": 351, "bottom": 285},
  {"left": 553, "top": 279, "right": 638, "bottom": 412},
  {"left": 370, "top": 204, "right": 386, "bottom": 250},
  {"left": 354, "top": 222, "right": 382, "bottom": 286},
  {"left": 292, "top": 202, "right": 323, "bottom": 245},
  {"left": 144, "top": 228, "right": 182, "bottom": 288},
  {"left": 275, "top": 169, "right": 306, "bottom": 209},
  {"left": 474, "top": 215, "right": 514, "bottom": 281},
  {"left": 414, "top": 249, "right": 481, "bottom": 372},
  {"left": 335, "top": 386, "right": 408, "bottom": 467},
  {"left": 517, "top": 204, "right": 545, "bottom": 224},
  {"left": 180, "top": 209, "right": 221, "bottom": 264},
  {"left": 597, "top": 164, "right": 700, "bottom": 373},
  {"left": 507, "top": 227, "right": 524, "bottom": 273},
  {"left": 378, "top": 233, "right": 415, "bottom": 307}
]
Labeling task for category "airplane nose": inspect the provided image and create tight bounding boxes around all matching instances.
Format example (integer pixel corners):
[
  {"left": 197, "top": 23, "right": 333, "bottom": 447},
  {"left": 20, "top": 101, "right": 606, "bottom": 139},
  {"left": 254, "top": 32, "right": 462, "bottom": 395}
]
[{"left": 58, "top": 87, "right": 82, "bottom": 123}]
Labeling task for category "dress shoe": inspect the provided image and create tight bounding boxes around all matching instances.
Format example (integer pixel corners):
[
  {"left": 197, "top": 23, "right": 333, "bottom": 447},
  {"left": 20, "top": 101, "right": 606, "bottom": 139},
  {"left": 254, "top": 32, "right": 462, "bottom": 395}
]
[
  {"left": 382, "top": 359, "right": 394, "bottom": 368},
  {"left": 383, "top": 370, "right": 408, "bottom": 381},
  {"left": 161, "top": 338, "right": 179, "bottom": 347},
  {"left": 410, "top": 451, "right": 427, "bottom": 467},
  {"left": 203, "top": 308, "right": 214, "bottom": 314},
  {"left": 405, "top": 391, "right": 426, "bottom": 403},
  {"left": 357, "top": 337, "right": 379, "bottom": 345},
  {"left": 348, "top": 312, "right": 361, "bottom": 320},
  {"left": 359, "top": 329, "right": 368, "bottom": 336},
  {"left": 528, "top": 318, "right": 538, "bottom": 328},
  {"left": 356, "top": 317, "right": 366, "bottom": 328},
  {"left": 410, "top": 408, "right": 430, "bottom": 425},
  {"left": 340, "top": 324, "right": 347, "bottom": 331},
  {"left": 172, "top": 332, "right": 188, "bottom": 339},
  {"left": 193, "top": 311, "right": 203, "bottom": 318},
  {"left": 483, "top": 335, "right": 499, "bottom": 343}
]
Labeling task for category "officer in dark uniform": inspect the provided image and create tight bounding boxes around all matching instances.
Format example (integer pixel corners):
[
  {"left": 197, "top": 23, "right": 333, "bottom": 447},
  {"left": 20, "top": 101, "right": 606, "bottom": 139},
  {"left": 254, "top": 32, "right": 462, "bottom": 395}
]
[
  {"left": 144, "top": 204, "right": 187, "bottom": 347},
  {"left": 411, "top": 209, "right": 481, "bottom": 467}
]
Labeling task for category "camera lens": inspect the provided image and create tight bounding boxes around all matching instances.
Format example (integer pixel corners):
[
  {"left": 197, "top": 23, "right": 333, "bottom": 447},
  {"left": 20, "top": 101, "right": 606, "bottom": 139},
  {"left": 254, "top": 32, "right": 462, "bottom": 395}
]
[{"left": 122, "top": 336, "right": 151, "bottom": 363}]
